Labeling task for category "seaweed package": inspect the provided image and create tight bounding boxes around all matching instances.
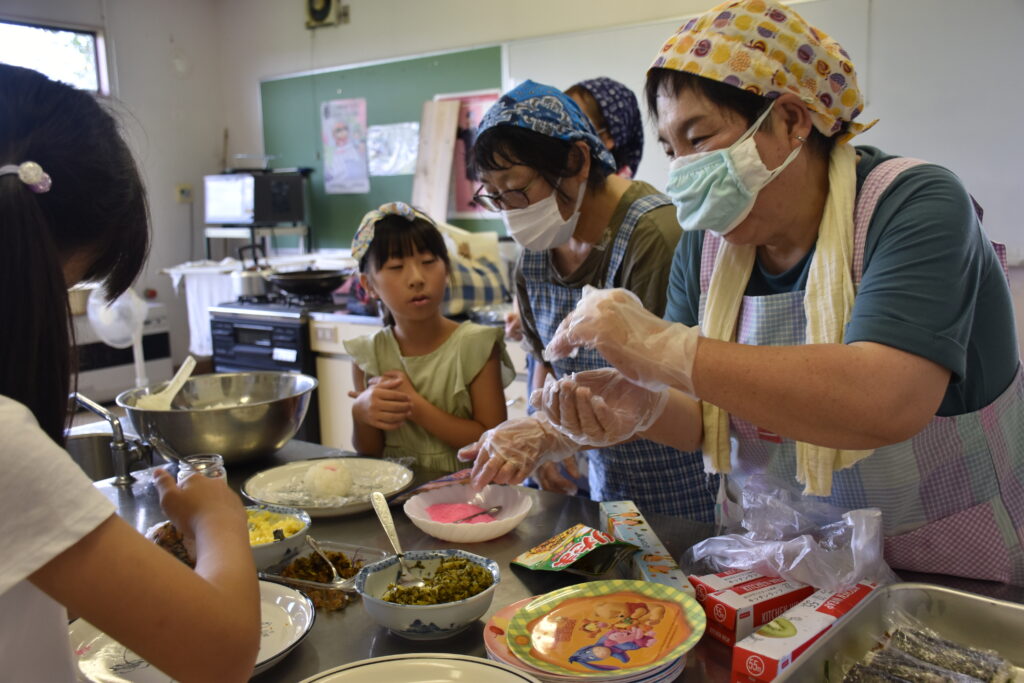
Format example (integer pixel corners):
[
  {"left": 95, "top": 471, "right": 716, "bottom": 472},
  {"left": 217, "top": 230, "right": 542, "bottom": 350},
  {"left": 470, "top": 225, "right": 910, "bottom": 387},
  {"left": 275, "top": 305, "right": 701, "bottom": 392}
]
[
  {"left": 842, "top": 650, "right": 986, "bottom": 683},
  {"left": 886, "top": 628, "right": 1013, "bottom": 682}
]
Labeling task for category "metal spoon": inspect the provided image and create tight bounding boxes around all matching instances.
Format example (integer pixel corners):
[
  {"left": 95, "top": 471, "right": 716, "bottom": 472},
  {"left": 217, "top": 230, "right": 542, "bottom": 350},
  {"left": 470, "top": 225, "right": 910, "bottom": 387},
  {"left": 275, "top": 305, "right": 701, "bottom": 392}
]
[
  {"left": 453, "top": 505, "right": 502, "bottom": 523},
  {"left": 305, "top": 535, "right": 354, "bottom": 590},
  {"left": 370, "top": 491, "right": 425, "bottom": 588}
]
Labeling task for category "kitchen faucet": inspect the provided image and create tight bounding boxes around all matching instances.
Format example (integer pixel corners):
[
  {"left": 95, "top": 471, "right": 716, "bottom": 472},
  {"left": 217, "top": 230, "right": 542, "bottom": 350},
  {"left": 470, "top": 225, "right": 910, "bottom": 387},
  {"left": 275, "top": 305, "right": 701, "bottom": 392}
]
[{"left": 71, "top": 393, "right": 146, "bottom": 487}]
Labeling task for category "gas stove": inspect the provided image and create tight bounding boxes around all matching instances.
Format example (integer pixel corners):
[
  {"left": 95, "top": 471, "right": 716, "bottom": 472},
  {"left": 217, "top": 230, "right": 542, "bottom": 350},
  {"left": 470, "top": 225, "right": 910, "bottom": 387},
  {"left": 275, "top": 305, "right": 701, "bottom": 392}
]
[
  {"left": 208, "top": 292, "right": 346, "bottom": 322},
  {"left": 208, "top": 293, "right": 344, "bottom": 445}
]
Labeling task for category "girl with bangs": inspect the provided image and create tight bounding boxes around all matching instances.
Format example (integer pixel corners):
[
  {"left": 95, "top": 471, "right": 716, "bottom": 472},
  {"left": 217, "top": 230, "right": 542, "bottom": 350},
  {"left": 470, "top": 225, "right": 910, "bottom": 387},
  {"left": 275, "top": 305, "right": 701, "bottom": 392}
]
[{"left": 344, "top": 203, "right": 514, "bottom": 472}]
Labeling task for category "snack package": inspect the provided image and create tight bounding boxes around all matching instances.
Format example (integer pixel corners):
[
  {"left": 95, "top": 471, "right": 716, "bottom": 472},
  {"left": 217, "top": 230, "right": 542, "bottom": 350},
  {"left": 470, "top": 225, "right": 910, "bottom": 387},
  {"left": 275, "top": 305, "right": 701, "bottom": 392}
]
[
  {"left": 699, "top": 575, "right": 815, "bottom": 646},
  {"left": 731, "top": 581, "right": 879, "bottom": 682},
  {"left": 599, "top": 501, "right": 694, "bottom": 597},
  {"left": 513, "top": 523, "right": 638, "bottom": 577}
]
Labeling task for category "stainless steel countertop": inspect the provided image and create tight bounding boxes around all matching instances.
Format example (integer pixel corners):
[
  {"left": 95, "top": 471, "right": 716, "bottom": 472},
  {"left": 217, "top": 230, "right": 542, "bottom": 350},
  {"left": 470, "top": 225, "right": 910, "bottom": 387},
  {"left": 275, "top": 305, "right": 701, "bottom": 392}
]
[{"left": 92, "top": 440, "right": 1024, "bottom": 682}]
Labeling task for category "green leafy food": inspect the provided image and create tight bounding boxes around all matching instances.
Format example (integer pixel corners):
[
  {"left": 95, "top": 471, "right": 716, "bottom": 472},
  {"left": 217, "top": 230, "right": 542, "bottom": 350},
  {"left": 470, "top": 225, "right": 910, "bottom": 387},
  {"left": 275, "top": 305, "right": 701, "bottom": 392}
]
[{"left": 381, "top": 557, "right": 493, "bottom": 605}]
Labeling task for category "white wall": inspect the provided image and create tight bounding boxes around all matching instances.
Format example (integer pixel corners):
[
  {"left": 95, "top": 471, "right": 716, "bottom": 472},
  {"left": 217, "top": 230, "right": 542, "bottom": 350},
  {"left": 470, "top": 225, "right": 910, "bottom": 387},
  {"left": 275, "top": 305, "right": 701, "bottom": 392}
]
[
  {"left": 214, "top": 0, "right": 721, "bottom": 164},
  {"left": 2, "top": 0, "right": 226, "bottom": 365}
]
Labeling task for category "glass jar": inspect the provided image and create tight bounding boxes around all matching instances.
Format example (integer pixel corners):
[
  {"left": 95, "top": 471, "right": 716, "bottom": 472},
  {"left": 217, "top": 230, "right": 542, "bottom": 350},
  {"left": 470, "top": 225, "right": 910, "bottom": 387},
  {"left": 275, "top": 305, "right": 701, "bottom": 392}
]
[{"left": 177, "top": 454, "right": 227, "bottom": 483}]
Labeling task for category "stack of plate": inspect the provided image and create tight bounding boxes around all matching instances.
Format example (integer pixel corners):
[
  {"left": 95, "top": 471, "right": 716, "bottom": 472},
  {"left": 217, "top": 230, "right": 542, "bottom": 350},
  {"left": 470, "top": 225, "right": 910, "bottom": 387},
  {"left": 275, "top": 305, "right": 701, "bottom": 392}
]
[{"left": 483, "top": 580, "right": 705, "bottom": 683}]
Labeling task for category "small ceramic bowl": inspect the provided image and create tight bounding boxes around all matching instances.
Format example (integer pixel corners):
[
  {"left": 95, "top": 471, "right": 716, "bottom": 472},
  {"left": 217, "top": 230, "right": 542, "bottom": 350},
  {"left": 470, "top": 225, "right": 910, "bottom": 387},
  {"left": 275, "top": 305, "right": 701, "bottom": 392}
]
[
  {"left": 354, "top": 549, "right": 499, "bottom": 640},
  {"left": 402, "top": 485, "right": 533, "bottom": 543},
  {"left": 246, "top": 504, "right": 311, "bottom": 570}
]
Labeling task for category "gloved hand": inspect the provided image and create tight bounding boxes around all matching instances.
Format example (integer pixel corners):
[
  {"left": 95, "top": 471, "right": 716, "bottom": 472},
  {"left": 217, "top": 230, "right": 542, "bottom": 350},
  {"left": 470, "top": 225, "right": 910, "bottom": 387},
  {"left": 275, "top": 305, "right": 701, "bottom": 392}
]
[
  {"left": 530, "top": 368, "right": 669, "bottom": 447},
  {"left": 457, "top": 416, "right": 579, "bottom": 490},
  {"left": 544, "top": 286, "right": 700, "bottom": 394}
]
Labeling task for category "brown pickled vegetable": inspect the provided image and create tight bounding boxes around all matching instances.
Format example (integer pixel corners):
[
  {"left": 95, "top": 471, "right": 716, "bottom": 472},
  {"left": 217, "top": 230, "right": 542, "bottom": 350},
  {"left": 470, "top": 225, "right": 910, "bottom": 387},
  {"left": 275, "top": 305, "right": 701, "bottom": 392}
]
[
  {"left": 381, "top": 557, "right": 493, "bottom": 605},
  {"left": 280, "top": 550, "right": 362, "bottom": 611}
]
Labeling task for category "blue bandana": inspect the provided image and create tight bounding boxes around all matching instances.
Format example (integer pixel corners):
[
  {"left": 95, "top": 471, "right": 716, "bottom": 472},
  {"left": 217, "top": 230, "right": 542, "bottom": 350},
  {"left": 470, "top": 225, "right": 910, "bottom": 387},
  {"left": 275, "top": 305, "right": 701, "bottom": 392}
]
[
  {"left": 477, "top": 80, "right": 617, "bottom": 174},
  {"left": 573, "top": 77, "right": 644, "bottom": 177}
]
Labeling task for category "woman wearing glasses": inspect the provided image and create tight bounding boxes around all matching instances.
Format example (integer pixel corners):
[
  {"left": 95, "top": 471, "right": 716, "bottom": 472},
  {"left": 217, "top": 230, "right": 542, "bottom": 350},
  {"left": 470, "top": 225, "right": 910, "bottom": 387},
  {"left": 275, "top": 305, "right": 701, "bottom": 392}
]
[{"left": 465, "top": 80, "right": 716, "bottom": 519}]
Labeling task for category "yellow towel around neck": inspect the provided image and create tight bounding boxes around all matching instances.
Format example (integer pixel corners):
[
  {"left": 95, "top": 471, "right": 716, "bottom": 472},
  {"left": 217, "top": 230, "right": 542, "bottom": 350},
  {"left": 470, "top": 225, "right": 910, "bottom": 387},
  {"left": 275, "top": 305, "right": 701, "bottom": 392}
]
[{"left": 700, "top": 143, "right": 874, "bottom": 496}]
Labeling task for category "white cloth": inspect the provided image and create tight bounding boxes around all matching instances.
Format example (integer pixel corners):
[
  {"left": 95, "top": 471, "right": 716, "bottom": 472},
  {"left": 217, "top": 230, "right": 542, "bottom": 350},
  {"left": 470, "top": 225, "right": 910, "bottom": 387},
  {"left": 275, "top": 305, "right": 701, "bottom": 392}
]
[{"left": 0, "top": 395, "right": 115, "bottom": 681}]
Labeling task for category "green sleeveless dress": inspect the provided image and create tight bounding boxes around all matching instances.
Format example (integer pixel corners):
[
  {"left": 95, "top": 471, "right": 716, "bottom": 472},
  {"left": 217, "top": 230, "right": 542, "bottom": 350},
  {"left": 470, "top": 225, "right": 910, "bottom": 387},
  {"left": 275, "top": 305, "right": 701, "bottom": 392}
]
[{"left": 343, "top": 322, "right": 515, "bottom": 472}]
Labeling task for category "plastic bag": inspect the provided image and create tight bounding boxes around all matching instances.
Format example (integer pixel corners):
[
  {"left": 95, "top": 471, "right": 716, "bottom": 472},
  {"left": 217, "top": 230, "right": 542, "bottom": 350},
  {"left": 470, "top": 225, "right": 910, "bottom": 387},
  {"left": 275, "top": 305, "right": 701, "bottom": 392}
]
[{"left": 685, "top": 474, "right": 899, "bottom": 592}]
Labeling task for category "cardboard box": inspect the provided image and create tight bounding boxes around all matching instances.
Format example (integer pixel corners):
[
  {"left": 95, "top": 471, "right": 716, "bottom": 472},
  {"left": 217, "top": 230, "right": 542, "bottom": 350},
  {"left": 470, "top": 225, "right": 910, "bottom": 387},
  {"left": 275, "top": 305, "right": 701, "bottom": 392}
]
[
  {"left": 689, "top": 569, "right": 767, "bottom": 604},
  {"left": 731, "top": 581, "right": 880, "bottom": 681},
  {"left": 701, "top": 576, "right": 815, "bottom": 646},
  {"left": 598, "top": 501, "right": 694, "bottom": 596}
]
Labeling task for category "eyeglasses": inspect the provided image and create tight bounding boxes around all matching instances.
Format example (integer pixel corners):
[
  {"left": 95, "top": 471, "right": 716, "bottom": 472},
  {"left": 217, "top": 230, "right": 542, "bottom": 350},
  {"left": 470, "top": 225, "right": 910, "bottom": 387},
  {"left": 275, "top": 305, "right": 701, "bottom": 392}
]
[{"left": 472, "top": 175, "right": 541, "bottom": 212}]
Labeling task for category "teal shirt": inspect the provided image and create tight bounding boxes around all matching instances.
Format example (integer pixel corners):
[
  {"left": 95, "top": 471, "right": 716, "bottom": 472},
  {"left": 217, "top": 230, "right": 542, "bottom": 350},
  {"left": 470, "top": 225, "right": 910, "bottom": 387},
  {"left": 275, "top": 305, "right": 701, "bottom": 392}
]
[{"left": 664, "top": 146, "right": 1018, "bottom": 416}]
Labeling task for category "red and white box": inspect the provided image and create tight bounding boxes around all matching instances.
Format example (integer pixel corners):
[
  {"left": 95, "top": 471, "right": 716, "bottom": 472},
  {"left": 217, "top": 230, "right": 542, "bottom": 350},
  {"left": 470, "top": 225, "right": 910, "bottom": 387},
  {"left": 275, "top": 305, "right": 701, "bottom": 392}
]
[
  {"left": 731, "top": 581, "right": 880, "bottom": 681},
  {"left": 699, "top": 575, "right": 815, "bottom": 646},
  {"left": 689, "top": 569, "right": 767, "bottom": 604}
]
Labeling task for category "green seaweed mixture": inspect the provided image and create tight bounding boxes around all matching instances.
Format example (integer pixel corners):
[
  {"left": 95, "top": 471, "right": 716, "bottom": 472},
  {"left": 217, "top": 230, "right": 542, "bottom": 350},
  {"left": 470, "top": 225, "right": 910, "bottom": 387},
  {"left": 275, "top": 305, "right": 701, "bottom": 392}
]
[{"left": 381, "top": 557, "right": 493, "bottom": 605}]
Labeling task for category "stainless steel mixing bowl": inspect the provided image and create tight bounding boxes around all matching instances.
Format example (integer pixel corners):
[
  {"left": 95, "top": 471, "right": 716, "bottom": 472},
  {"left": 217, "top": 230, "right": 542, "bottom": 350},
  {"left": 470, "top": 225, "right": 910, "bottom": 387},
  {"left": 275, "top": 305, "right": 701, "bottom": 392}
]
[{"left": 116, "top": 371, "right": 317, "bottom": 464}]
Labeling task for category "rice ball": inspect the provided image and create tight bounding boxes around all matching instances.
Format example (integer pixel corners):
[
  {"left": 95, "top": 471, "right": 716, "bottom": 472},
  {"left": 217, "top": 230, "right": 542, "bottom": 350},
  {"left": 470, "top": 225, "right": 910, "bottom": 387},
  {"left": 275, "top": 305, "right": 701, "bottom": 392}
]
[{"left": 303, "top": 460, "right": 353, "bottom": 498}]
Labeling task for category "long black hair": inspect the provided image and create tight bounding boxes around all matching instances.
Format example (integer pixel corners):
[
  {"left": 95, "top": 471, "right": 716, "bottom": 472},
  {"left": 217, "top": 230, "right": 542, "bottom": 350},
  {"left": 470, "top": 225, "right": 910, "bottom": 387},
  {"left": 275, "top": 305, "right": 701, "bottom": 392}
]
[
  {"left": 471, "top": 126, "right": 610, "bottom": 203},
  {"left": 644, "top": 68, "right": 837, "bottom": 159},
  {"left": 0, "top": 65, "right": 150, "bottom": 444},
  {"left": 357, "top": 213, "right": 450, "bottom": 328}
]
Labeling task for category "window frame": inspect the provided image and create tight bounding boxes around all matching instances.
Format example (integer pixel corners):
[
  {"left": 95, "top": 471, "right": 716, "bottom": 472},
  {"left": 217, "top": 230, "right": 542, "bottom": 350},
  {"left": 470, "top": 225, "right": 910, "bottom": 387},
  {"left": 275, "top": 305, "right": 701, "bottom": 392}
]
[{"left": 0, "top": 15, "right": 110, "bottom": 95}]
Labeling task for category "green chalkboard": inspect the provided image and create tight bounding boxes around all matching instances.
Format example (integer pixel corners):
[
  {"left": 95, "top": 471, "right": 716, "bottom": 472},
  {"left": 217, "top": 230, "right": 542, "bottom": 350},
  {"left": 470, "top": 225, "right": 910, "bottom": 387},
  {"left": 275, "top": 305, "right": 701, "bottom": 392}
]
[{"left": 260, "top": 46, "right": 504, "bottom": 249}]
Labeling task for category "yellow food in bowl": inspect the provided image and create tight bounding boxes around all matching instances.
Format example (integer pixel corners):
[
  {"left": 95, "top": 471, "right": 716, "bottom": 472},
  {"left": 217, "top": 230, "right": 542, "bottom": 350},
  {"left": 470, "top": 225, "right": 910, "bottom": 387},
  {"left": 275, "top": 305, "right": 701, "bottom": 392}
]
[{"left": 247, "top": 509, "right": 304, "bottom": 546}]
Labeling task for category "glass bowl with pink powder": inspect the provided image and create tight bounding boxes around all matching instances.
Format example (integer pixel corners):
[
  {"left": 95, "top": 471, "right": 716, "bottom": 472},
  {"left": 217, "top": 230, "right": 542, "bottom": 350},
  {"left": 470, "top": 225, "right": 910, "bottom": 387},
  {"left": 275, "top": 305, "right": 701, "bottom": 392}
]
[{"left": 402, "top": 484, "right": 533, "bottom": 543}]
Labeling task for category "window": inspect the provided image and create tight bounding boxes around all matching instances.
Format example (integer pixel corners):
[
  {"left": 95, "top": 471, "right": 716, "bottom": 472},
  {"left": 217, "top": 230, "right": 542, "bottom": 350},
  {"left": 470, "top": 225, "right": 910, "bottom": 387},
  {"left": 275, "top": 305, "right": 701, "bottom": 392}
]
[{"left": 0, "top": 19, "right": 106, "bottom": 93}]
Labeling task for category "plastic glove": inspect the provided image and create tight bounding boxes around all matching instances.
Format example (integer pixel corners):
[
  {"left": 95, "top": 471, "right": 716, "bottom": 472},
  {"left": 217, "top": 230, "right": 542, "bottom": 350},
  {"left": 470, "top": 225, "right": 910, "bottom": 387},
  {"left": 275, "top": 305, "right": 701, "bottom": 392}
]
[
  {"left": 530, "top": 368, "right": 669, "bottom": 447},
  {"left": 544, "top": 286, "right": 700, "bottom": 394},
  {"left": 456, "top": 416, "right": 579, "bottom": 490}
]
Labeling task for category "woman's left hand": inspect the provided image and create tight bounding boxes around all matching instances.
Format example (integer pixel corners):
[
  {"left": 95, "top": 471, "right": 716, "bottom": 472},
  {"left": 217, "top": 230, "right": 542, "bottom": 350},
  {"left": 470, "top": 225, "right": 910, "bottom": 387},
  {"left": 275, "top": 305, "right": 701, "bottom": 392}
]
[{"left": 544, "top": 286, "right": 701, "bottom": 394}]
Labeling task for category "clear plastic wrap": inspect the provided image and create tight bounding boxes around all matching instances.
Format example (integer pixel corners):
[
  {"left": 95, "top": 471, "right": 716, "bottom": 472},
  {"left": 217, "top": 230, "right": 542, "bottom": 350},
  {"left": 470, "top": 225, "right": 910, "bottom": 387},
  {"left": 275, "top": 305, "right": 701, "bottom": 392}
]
[{"left": 684, "top": 474, "right": 899, "bottom": 592}]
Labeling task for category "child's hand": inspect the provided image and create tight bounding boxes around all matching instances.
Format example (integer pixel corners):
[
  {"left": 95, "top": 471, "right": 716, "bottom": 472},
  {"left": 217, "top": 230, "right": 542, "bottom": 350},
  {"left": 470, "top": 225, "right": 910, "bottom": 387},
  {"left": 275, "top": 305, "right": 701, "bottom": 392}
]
[
  {"left": 376, "top": 370, "right": 420, "bottom": 400},
  {"left": 351, "top": 376, "right": 412, "bottom": 430},
  {"left": 153, "top": 467, "right": 246, "bottom": 541}
]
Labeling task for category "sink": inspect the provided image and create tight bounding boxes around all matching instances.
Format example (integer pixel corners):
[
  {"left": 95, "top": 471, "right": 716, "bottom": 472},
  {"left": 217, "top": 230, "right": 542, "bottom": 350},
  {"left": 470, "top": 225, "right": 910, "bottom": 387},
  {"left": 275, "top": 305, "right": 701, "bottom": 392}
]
[{"left": 65, "top": 434, "right": 155, "bottom": 481}]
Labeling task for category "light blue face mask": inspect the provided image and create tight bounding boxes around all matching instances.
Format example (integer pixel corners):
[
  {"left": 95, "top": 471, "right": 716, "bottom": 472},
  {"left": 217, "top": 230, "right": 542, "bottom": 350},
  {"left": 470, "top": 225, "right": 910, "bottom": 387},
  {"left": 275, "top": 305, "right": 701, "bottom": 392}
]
[{"left": 665, "top": 103, "right": 803, "bottom": 235}]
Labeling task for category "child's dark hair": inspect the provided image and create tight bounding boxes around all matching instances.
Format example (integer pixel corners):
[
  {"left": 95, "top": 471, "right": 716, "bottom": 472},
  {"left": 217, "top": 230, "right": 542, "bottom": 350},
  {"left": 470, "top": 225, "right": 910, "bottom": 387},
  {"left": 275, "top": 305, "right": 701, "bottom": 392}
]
[
  {"left": 471, "top": 126, "right": 610, "bottom": 203},
  {"left": 358, "top": 213, "right": 450, "bottom": 327},
  {"left": 0, "top": 65, "right": 151, "bottom": 444}
]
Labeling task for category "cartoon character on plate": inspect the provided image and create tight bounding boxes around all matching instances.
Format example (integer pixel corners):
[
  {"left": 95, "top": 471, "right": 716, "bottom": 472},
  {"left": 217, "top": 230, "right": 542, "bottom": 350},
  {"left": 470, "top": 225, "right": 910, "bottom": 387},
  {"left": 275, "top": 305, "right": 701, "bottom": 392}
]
[{"left": 568, "top": 625, "right": 657, "bottom": 671}]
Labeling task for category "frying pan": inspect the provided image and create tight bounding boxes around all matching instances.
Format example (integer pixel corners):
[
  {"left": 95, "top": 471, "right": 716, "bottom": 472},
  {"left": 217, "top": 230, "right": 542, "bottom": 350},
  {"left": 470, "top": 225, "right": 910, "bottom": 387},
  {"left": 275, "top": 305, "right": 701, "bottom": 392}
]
[{"left": 267, "top": 269, "right": 349, "bottom": 296}]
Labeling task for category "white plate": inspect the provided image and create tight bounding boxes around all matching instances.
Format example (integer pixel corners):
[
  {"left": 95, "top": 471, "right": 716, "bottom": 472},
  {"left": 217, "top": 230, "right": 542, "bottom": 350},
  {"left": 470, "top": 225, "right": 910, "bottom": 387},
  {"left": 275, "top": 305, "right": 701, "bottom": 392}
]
[
  {"left": 242, "top": 457, "right": 414, "bottom": 517},
  {"left": 69, "top": 580, "right": 315, "bottom": 681},
  {"left": 300, "top": 653, "right": 541, "bottom": 682}
]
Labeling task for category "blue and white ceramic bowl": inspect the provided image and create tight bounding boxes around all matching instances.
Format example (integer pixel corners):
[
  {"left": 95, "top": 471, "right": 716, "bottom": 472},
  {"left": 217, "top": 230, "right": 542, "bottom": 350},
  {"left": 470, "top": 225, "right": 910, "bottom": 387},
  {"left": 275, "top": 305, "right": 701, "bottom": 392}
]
[
  {"left": 246, "top": 503, "right": 311, "bottom": 570},
  {"left": 355, "top": 549, "right": 500, "bottom": 640}
]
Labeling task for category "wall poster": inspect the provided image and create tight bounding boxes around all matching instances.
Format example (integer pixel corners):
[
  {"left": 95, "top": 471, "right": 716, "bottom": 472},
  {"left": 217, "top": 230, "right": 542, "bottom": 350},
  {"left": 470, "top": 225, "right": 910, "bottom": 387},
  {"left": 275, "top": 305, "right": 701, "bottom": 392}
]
[
  {"left": 434, "top": 89, "right": 500, "bottom": 219},
  {"left": 321, "top": 98, "right": 370, "bottom": 194}
]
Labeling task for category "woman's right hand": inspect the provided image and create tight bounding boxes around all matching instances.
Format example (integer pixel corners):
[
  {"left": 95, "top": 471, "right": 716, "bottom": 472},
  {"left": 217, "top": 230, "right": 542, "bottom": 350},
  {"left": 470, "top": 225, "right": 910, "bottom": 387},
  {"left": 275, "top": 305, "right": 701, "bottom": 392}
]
[
  {"left": 349, "top": 376, "right": 412, "bottom": 430},
  {"left": 544, "top": 286, "right": 700, "bottom": 394}
]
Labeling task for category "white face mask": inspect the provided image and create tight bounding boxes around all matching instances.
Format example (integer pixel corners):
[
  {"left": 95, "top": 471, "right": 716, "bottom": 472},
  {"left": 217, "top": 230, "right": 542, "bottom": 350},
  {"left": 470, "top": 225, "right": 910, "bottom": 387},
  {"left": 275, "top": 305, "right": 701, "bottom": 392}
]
[
  {"left": 501, "top": 179, "right": 586, "bottom": 251},
  {"left": 665, "top": 102, "right": 803, "bottom": 235}
]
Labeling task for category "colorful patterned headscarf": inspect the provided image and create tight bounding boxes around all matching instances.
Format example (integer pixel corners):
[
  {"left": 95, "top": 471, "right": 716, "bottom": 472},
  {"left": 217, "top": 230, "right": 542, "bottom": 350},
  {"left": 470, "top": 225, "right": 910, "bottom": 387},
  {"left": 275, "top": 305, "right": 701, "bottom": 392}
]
[
  {"left": 650, "top": 0, "right": 876, "bottom": 142},
  {"left": 477, "top": 80, "right": 617, "bottom": 174},
  {"left": 352, "top": 201, "right": 435, "bottom": 263},
  {"left": 572, "top": 77, "right": 644, "bottom": 177}
]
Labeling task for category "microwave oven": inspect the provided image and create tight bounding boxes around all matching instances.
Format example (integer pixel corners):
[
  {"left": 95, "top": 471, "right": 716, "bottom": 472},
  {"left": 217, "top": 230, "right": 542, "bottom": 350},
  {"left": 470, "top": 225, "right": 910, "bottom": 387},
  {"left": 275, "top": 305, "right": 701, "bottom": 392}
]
[{"left": 203, "top": 171, "right": 307, "bottom": 226}]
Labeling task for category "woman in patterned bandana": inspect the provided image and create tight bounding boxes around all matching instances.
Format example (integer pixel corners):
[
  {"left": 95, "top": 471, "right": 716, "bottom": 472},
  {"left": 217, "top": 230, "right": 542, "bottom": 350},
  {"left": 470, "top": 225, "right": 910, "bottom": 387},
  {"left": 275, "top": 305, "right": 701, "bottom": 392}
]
[
  {"left": 462, "top": 80, "right": 717, "bottom": 520},
  {"left": 565, "top": 77, "right": 645, "bottom": 179},
  {"left": 466, "top": 1, "right": 1024, "bottom": 585}
]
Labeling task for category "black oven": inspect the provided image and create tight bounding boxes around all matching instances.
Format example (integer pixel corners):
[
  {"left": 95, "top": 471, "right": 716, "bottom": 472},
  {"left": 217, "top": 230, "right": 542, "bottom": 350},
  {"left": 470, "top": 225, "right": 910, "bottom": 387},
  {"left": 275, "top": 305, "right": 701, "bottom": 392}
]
[{"left": 210, "top": 309, "right": 320, "bottom": 444}]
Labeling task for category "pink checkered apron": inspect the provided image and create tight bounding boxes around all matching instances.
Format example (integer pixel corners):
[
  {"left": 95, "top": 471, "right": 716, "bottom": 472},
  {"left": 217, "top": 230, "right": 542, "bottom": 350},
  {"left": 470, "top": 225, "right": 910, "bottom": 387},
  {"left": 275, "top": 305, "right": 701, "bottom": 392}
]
[{"left": 698, "top": 159, "right": 1024, "bottom": 584}]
